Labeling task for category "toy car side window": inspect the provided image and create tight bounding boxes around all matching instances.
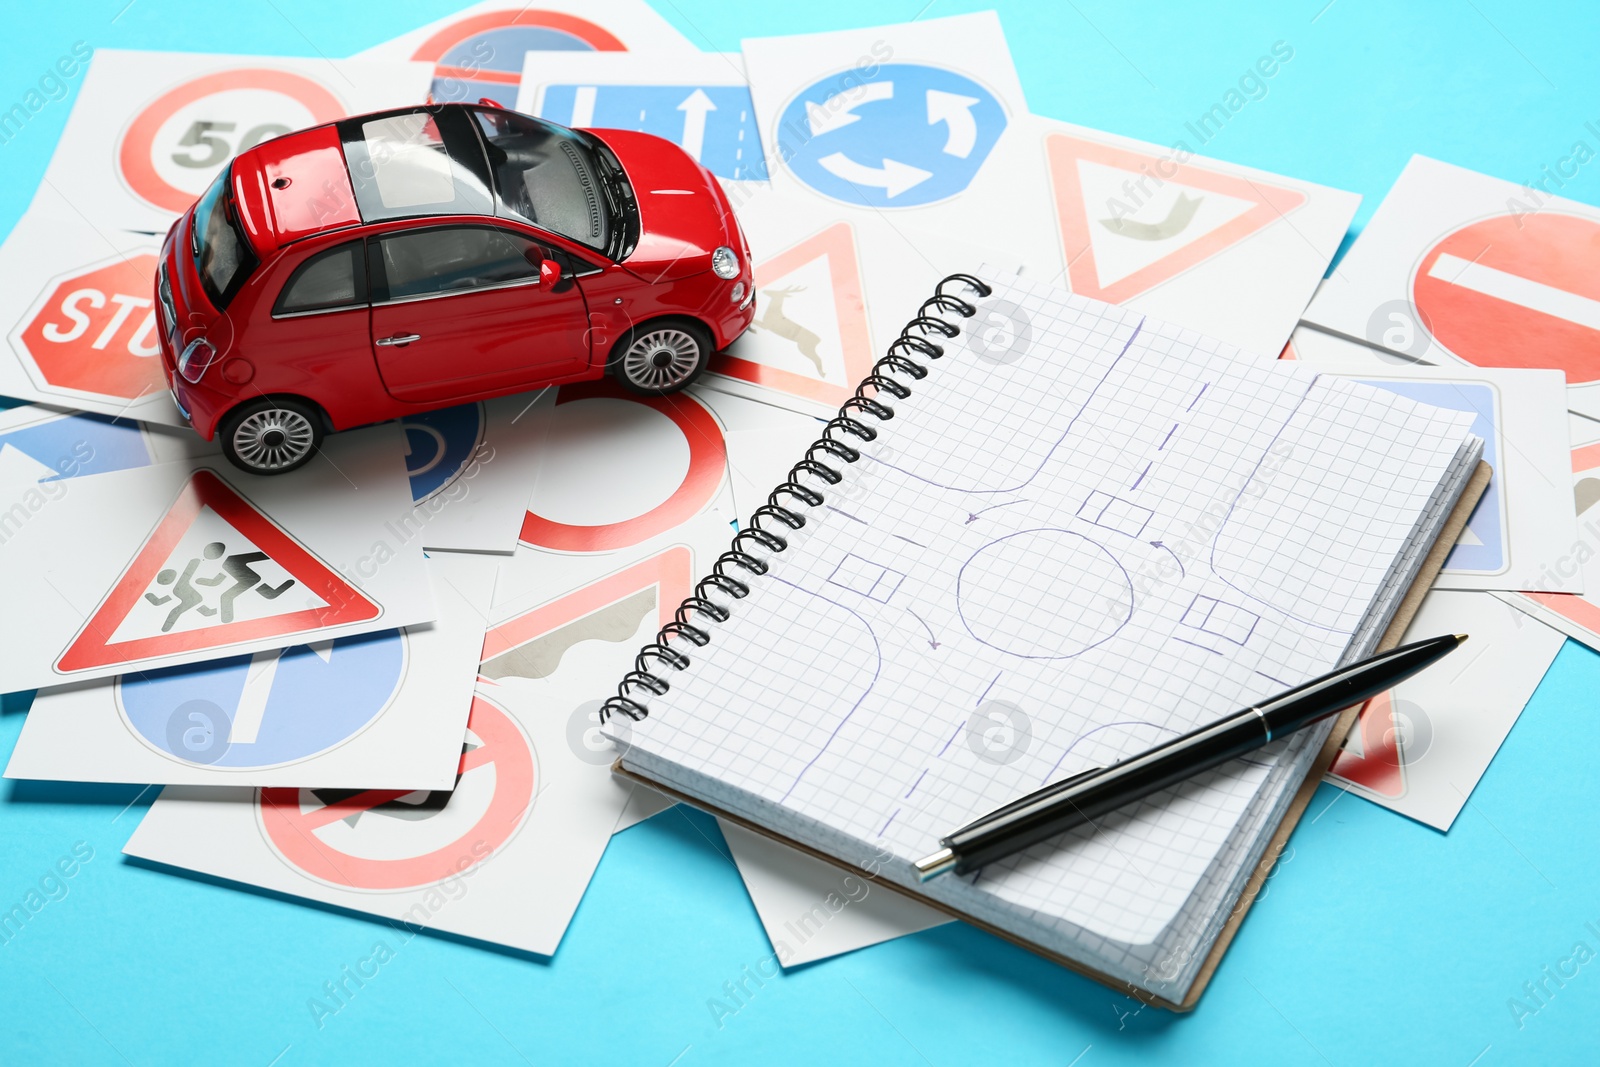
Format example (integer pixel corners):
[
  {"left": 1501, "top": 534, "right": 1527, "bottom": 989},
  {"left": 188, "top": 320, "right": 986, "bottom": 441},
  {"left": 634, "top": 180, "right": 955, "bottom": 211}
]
[
  {"left": 272, "top": 241, "right": 367, "bottom": 317},
  {"left": 370, "top": 225, "right": 548, "bottom": 303}
]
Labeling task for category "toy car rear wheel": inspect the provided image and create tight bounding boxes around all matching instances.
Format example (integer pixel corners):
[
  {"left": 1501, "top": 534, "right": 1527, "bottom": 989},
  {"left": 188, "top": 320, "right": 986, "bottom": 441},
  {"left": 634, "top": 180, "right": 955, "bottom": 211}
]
[
  {"left": 219, "top": 397, "right": 324, "bottom": 475},
  {"left": 609, "top": 319, "right": 712, "bottom": 395}
]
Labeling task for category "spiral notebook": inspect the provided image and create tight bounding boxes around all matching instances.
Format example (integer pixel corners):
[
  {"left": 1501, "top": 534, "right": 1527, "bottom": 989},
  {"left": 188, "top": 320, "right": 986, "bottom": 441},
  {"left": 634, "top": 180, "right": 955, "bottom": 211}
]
[{"left": 604, "top": 272, "right": 1487, "bottom": 1009}]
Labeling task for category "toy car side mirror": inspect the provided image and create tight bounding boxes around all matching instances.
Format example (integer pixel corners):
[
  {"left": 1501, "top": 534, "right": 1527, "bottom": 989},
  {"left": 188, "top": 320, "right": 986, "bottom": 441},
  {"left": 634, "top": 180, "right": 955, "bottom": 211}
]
[{"left": 539, "top": 258, "right": 562, "bottom": 289}]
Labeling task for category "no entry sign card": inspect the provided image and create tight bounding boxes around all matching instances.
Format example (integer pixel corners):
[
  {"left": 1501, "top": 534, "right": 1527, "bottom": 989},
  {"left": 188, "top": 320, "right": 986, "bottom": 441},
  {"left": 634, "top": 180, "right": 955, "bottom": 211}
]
[
  {"left": 0, "top": 423, "right": 434, "bottom": 691},
  {"left": 41, "top": 49, "right": 431, "bottom": 234},
  {"left": 1303, "top": 155, "right": 1600, "bottom": 421},
  {"left": 8, "top": 552, "right": 494, "bottom": 791}
]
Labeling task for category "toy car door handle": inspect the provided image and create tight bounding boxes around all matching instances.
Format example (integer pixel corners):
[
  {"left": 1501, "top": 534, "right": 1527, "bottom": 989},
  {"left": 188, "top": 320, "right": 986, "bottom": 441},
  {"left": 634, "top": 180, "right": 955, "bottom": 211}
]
[{"left": 375, "top": 333, "right": 421, "bottom": 347}]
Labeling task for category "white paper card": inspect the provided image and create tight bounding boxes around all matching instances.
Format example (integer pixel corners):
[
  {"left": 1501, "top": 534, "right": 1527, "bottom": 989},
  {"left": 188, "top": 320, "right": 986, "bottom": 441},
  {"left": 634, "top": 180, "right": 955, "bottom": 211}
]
[
  {"left": 41, "top": 49, "right": 433, "bottom": 234},
  {"left": 1293, "top": 329, "right": 1580, "bottom": 592},
  {"left": 1021, "top": 113, "right": 1359, "bottom": 358},
  {"left": 0, "top": 188, "right": 182, "bottom": 426},
  {"left": 1302, "top": 155, "right": 1600, "bottom": 419},
  {"left": 741, "top": 15, "right": 1043, "bottom": 262},
  {"left": 356, "top": 0, "right": 695, "bottom": 107},
  {"left": 7, "top": 552, "right": 494, "bottom": 790},
  {"left": 719, "top": 818, "right": 946, "bottom": 967},
  {"left": 122, "top": 678, "right": 622, "bottom": 958},
  {"left": 1327, "top": 590, "right": 1563, "bottom": 830},
  {"left": 0, "top": 423, "right": 434, "bottom": 690},
  {"left": 1495, "top": 440, "right": 1600, "bottom": 651},
  {"left": 703, "top": 185, "right": 1023, "bottom": 418},
  {"left": 518, "top": 383, "right": 736, "bottom": 554}
]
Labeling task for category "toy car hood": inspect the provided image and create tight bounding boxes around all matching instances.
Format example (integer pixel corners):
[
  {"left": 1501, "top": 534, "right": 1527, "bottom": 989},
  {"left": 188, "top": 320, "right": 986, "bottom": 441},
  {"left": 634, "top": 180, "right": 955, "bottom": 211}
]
[{"left": 593, "top": 128, "right": 739, "bottom": 282}]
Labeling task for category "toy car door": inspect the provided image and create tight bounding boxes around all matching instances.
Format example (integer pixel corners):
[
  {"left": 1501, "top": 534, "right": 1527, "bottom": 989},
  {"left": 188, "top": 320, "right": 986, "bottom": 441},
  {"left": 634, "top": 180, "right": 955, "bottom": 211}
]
[{"left": 367, "top": 223, "right": 589, "bottom": 403}]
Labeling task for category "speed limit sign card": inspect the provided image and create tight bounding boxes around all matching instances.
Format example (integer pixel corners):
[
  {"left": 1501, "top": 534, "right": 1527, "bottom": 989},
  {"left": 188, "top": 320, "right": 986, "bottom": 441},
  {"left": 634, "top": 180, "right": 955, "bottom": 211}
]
[
  {"left": 8, "top": 552, "right": 494, "bottom": 791},
  {"left": 40, "top": 49, "right": 431, "bottom": 234},
  {"left": 1302, "top": 154, "right": 1600, "bottom": 421},
  {"left": 0, "top": 422, "right": 435, "bottom": 691}
]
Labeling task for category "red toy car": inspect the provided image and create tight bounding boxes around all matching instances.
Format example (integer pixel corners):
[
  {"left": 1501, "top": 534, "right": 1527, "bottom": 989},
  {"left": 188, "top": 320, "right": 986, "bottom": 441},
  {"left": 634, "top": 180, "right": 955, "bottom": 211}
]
[{"left": 155, "top": 102, "right": 755, "bottom": 474}]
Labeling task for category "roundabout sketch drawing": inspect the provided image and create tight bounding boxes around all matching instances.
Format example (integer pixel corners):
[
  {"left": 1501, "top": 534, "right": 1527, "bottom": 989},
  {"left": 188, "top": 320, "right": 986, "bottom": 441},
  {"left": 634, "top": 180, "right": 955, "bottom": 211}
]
[{"left": 957, "top": 528, "right": 1133, "bottom": 659}]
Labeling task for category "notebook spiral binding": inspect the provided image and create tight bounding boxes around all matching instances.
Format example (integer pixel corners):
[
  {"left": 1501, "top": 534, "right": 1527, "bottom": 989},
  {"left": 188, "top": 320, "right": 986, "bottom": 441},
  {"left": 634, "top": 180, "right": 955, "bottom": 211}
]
[{"left": 600, "top": 272, "right": 993, "bottom": 724}]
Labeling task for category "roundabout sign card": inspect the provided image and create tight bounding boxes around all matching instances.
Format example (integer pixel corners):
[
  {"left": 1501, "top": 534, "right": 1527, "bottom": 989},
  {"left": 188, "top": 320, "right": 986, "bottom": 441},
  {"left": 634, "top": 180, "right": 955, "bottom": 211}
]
[
  {"left": 8, "top": 553, "right": 494, "bottom": 791},
  {"left": 40, "top": 49, "right": 431, "bottom": 234},
  {"left": 1302, "top": 155, "right": 1600, "bottom": 421}
]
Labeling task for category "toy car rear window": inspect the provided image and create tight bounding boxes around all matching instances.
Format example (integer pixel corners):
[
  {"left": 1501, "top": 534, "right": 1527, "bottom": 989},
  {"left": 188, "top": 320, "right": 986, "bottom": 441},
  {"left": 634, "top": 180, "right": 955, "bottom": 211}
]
[{"left": 339, "top": 108, "right": 494, "bottom": 222}]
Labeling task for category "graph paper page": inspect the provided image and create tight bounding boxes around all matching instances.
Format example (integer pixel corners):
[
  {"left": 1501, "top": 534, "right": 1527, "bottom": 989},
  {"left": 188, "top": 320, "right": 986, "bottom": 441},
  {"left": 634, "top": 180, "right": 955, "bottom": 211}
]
[{"left": 622, "top": 276, "right": 1476, "bottom": 945}]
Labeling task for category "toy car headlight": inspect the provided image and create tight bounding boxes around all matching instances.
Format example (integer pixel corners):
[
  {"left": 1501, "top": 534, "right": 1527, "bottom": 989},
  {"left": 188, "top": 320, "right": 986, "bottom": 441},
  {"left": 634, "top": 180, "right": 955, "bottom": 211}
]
[
  {"left": 177, "top": 337, "right": 218, "bottom": 384},
  {"left": 711, "top": 246, "right": 740, "bottom": 280}
]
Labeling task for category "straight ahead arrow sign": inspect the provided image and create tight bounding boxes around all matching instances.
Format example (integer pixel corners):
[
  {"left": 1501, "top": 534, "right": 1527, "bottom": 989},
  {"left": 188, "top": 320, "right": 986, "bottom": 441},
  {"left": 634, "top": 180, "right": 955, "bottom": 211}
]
[{"left": 676, "top": 88, "right": 716, "bottom": 163}]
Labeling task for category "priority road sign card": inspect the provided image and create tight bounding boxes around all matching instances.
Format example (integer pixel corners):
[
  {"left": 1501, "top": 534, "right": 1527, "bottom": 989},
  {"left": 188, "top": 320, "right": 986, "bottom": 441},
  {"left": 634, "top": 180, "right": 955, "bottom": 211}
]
[
  {"left": 1302, "top": 155, "right": 1600, "bottom": 421},
  {"left": 1326, "top": 589, "right": 1563, "bottom": 831},
  {"left": 122, "top": 676, "right": 635, "bottom": 957},
  {"left": 741, "top": 14, "right": 1054, "bottom": 271},
  {"left": 0, "top": 423, "right": 434, "bottom": 691},
  {"left": 7, "top": 552, "right": 494, "bottom": 790},
  {"left": 0, "top": 185, "right": 182, "bottom": 427},
  {"left": 1495, "top": 440, "right": 1600, "bottom": 652},
  {"left": 355, "top": 0, "right": 696, "bottom": 106},
  {"left": 1293, "top": 330, "right": 1581, "bottom": 593},
  {"left": 1023, "top": 113, "right": 1359, "bottom": 359},
  {"left": 518, "top": 51, "right": 769, "bottom": 184},
  {"left": 40, "top": 49, "right": 432, "bottom": 234}
]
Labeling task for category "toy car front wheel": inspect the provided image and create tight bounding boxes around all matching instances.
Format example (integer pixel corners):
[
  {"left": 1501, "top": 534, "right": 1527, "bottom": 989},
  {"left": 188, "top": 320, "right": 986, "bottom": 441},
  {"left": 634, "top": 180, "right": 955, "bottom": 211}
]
[
  {"left": 219, "top": 398, "right": 324, "bottom": 475},
  {"left": 609, "top": 320, "right": 712, "bottom": 395}
]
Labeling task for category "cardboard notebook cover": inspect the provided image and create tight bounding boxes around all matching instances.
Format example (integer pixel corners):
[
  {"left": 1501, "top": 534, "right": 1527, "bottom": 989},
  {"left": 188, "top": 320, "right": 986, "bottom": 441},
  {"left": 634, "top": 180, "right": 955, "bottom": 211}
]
[{"left": 616, "top": 460, "right": 1491, "bottom": 1012}]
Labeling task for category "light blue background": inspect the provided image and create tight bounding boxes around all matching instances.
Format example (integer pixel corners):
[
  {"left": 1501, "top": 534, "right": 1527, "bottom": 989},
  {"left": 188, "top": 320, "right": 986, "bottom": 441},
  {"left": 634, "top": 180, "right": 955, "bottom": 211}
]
[{"left": 3, "top": 2, "right": 1600, "bottom": 1063}]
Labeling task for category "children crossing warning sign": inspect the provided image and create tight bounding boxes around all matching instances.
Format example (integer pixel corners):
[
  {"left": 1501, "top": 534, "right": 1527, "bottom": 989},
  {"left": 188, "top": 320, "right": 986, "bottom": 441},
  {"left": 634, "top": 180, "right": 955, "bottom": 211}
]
[
  {"left": 1045, "top": 132, "right": 1307, "bottom": 305},
  {"left": 56, "top": 469, "right": 380, "bottom": 674}
]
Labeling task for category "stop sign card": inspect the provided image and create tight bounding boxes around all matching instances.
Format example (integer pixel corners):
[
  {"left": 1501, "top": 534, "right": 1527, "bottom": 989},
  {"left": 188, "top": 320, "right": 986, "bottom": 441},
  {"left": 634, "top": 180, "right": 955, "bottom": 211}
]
[
  {"left": 1302, "top": 155, "right": 1600, "bottom": 421},
  {"left": 8, "top": 552, "right": 493, "bottom": 790},
  {"left": 0, "top": 423, "right": 434, "bottom": 691},
  {"left": 40, "top": 49, "right": 431, "bottom": 235},
  {"left": 0, "top": 186, "right": 184, "bottom": 427}
]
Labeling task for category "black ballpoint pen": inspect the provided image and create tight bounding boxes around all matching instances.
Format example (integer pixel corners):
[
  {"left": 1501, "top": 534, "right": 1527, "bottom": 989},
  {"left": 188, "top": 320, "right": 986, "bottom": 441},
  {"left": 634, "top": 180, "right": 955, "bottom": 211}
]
[{"left": 913, "top": 633, "right": 1467, "bottom": 881}]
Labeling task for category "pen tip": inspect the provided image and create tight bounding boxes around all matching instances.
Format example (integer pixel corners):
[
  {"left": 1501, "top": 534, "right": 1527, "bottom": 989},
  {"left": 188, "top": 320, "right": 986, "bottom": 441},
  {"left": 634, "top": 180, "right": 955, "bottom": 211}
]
[{"left": 1454, "top": 633, "right": 1469, "bottom": 644}]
